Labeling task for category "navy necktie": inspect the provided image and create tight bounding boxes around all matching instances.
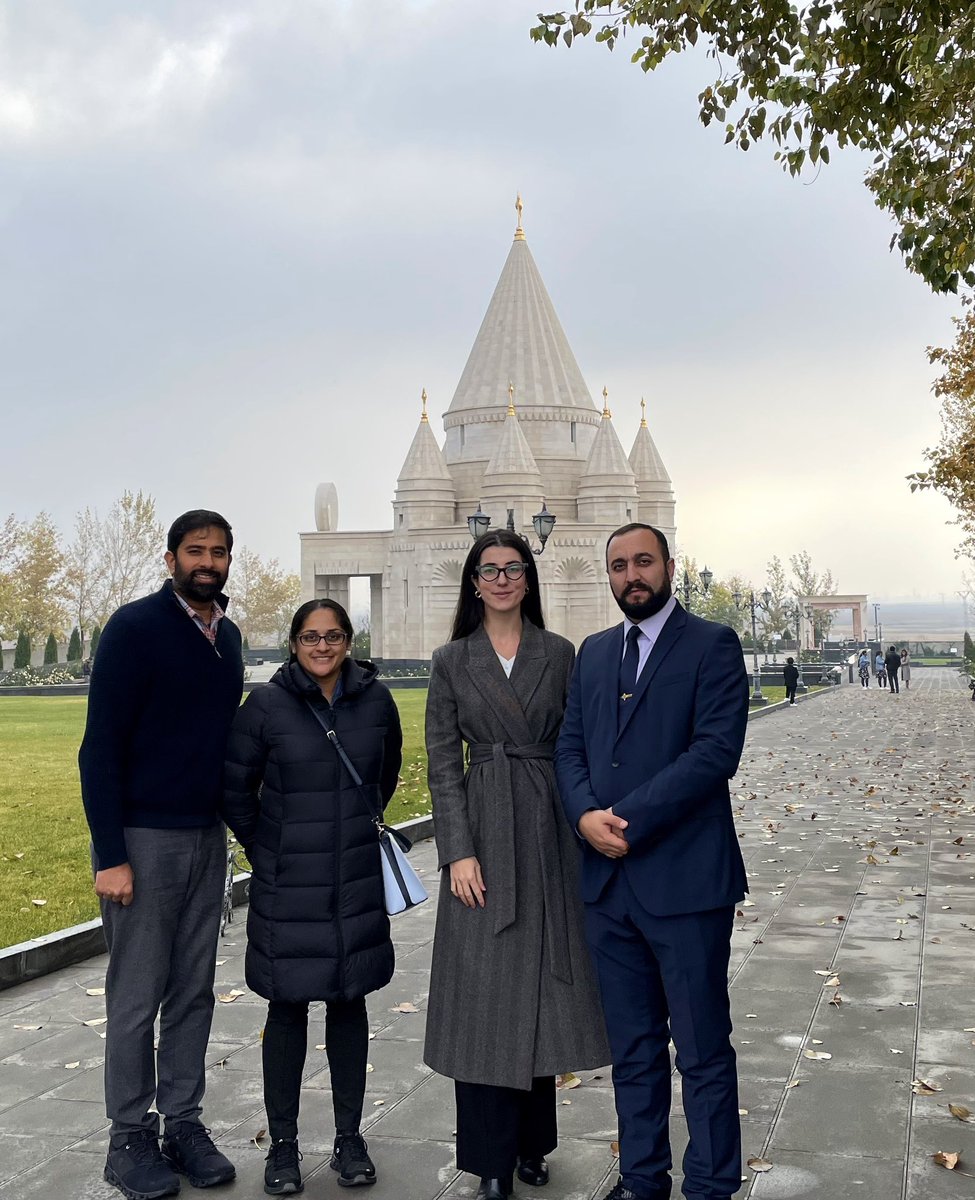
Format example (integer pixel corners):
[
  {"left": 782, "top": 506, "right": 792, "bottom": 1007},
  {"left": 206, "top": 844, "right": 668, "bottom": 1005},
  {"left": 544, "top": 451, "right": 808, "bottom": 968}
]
[{"left": 619, "top": 624, "right": 643, "bottom": 707}]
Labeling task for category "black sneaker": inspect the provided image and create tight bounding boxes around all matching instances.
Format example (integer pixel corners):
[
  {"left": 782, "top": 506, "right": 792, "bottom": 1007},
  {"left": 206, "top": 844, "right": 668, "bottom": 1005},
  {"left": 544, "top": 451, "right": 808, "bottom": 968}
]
[
  {"left": 104, "top": 1130, "right": 181, "bottom": 1200},
  {"left": 264, "top": 1138, "right": 303, "bottom": 1195},
  {"left": 161, "top": 1122, "right": 235, "bottom": 1187},
  {"left": 329, "top": 1133, "right": 376, "bottom": 1187}
]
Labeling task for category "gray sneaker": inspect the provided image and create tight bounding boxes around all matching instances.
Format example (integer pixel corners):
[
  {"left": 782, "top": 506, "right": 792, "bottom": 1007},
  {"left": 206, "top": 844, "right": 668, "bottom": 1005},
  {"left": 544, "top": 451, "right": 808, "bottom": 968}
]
[{"left": 104, "top": 1130, "right": 181, "bottom": 1200}]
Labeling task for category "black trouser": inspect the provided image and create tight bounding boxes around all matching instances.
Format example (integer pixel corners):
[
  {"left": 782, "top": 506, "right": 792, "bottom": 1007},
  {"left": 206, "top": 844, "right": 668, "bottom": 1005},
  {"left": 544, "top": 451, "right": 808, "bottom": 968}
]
[
  {"left": 454, "top": 1077, "right": 557, "bottom": 1181},
  {"left": 888, "top": 667, "right": 900, "bottom": 693},
  {"left": 263, "top": 997, "right": 368, "bottom": 1141},
  {"left": 786, "top": 684, "right": 797, "bottom": 703}
]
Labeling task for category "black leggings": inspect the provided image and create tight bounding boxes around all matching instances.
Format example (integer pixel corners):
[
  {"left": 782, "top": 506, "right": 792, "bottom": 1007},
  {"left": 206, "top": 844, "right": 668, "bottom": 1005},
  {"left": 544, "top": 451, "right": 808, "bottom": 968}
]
[
  {"left": 454, "top": 1076, "right": 557, "bottom": 1181},
  {"left": 262, "top": 997, "right": 368, "bottom": 1141}
]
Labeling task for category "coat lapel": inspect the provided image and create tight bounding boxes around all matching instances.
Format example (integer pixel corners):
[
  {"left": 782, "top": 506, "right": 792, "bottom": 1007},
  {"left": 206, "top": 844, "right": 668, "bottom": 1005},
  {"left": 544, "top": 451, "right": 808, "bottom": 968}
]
[
  {"left": 616, "top": 602, "right": 687, "bottom": 741},
  {"left": 465, "top": 626, "right": 534, "bottom": 745},
  {"left": 508, "top": 620, "right": 548, "bottom": 718}
]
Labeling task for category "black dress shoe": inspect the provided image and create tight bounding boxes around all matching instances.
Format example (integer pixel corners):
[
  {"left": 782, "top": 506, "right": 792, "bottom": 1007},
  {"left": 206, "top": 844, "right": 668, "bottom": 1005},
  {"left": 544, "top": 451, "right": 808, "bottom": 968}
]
[
  {"left": 516, "top": 1157, "right": 549, "bottom": 1186},
  {"left": 475, "top": 1179, "right": 509, "bottom": 1200}
]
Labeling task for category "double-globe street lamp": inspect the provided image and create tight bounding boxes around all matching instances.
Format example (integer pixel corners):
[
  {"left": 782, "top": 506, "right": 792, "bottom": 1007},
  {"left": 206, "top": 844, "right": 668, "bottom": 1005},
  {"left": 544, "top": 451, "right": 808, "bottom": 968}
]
[
  {"left": 466, "top": 501, "right": 556, "bottom": 556},
  {"left": 677, "top": 566, "right": 713, "bottom": 613},
  {"left": 733, "top": 588, "right": 772, "bottom": 707}
]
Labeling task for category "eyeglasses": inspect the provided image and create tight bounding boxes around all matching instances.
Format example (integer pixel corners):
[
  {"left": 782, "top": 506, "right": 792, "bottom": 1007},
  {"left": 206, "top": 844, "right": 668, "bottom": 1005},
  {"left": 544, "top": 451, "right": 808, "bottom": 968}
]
[
  {"left": 474, "top": 562, "right": 527, "bottom": 582},
  {"left": 296, "top": 630, "right": 348, "bottom": 647}
]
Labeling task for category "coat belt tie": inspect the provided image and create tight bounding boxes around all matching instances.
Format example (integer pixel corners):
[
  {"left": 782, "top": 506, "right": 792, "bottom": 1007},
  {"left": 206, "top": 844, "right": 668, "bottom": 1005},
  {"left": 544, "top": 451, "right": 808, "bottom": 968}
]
[{"left": 466, "top": 741, "right": 572, "bottom": 984}]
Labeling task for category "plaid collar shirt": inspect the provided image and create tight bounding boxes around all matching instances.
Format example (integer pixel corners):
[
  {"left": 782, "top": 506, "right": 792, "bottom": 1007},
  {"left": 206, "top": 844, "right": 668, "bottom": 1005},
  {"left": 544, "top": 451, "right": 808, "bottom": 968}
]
[{"left": 173, "top": 588, "right": 225, "bottom": 646}]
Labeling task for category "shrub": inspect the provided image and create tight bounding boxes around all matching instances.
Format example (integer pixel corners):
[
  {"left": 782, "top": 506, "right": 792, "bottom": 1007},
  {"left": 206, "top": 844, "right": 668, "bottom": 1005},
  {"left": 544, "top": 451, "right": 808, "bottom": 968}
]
[
  {"left": 965, "top": 631, "right": 974, "bottom": 663},
  {"left": 67, "top": 627, "right": 82, "bottom": 661},
  {"left": 90, "top": 624, "right": 102, "bottom": 658},
  {"left": 14, "top": 630, "right": 30, "bottom": 669},
  {"left": 43, "top": 633, "right": 58, "bottom": 665}
]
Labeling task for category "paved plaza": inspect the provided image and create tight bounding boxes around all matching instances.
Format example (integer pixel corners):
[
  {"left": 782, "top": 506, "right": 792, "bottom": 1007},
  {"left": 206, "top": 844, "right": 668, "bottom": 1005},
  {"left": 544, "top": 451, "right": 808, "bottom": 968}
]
[{"left": 1, "top": 669, "right": 974, "bottom": 1199}]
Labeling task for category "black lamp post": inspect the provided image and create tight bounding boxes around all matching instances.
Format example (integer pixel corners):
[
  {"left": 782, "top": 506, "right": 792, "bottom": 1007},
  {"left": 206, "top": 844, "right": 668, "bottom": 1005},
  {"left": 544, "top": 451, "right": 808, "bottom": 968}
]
[
  {"left": 677, "top": 566, "right": 713, "bottom": 613},
  {"left": 468, "top": 500, "right": 556, "bottom": 556},
  {"left": 733, "top": 588, "right": 772, "bottom": 706}
]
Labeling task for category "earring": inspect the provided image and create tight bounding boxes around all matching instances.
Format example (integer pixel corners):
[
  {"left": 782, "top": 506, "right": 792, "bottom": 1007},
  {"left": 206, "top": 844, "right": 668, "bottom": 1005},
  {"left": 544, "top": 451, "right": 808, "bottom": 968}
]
[
  {"left": 474, "top": 589, "right": 481, "bottom": 599},
  {"left": 524, "top": 585, "right": 530, "bottom": 594}
]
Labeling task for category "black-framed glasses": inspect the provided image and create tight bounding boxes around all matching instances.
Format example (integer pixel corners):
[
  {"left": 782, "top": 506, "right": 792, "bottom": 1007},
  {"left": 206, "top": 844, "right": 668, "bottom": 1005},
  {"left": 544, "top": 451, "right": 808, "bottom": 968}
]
[
  {"left": 474, "top": 562, "right": 528, "bottom": 582},
  {"left": 296, "top": 630, "right": 348, "bottom": 647}
]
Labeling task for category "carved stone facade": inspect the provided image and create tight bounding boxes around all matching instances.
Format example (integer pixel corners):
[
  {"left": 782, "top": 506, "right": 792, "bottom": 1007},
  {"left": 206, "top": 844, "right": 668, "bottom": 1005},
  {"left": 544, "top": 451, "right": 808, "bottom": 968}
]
[{"left": 299, "top": 208, "right": 677, "bottom": 657}]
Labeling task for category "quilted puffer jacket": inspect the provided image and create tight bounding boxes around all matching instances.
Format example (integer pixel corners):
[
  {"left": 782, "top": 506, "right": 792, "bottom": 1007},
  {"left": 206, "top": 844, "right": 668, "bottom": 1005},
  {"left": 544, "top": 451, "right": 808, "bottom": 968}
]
[{"left": 222, "top": 658, "right": 402, "bottom": 1002}]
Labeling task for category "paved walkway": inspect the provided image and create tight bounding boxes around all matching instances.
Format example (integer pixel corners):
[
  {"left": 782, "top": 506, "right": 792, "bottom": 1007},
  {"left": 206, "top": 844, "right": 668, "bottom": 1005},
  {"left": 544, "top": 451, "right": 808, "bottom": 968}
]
[{"left": 1, "top": 669, "right": 974, "bottom": 1200}]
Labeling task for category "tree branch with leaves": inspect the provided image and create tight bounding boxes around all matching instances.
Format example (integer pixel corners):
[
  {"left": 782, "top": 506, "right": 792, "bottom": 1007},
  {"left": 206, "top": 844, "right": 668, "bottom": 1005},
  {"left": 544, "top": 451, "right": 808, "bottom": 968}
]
[{"left": 531, "top": 1, "right": 975, "bottom": 293}]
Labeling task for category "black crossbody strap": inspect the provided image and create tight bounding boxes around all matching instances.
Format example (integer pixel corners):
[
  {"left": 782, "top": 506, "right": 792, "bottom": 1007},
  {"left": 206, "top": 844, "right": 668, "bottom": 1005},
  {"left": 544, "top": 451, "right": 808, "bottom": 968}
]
[{"left": 305, "top": 700, "right": 376, "bottom": 810}]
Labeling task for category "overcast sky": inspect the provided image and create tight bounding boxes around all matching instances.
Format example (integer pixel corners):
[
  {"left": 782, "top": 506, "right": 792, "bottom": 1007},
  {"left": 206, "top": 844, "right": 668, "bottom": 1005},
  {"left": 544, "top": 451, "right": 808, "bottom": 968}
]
[{"left": 1, "top": 0, "right": 968, "bottom": 603}]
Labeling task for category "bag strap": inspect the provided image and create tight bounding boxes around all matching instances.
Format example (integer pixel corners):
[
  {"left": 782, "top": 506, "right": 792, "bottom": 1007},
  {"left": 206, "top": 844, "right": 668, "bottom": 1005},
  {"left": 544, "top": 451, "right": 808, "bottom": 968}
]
[{"left": 304, "top": 699, "right": 412, "bottom": 850}]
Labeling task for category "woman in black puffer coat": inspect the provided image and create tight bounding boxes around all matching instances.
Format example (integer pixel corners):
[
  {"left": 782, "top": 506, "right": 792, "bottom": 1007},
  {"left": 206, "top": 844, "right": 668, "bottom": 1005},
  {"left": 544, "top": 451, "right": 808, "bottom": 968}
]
[{"left": 223, "top": 598, "right": 402, "bottom": 1195}]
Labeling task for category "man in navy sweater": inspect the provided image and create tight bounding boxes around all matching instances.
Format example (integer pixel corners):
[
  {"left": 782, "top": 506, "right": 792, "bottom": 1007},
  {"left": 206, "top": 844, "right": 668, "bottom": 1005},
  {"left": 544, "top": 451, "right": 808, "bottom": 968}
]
[{"left": 79, "top": 510, "right": 244, "bottom": 1200}]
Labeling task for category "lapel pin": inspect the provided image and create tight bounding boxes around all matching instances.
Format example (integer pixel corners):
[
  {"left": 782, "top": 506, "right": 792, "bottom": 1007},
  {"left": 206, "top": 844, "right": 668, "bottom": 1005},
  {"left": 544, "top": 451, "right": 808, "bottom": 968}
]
[{"left": 620, "top": 692, "right": 633, "bottom": 702}]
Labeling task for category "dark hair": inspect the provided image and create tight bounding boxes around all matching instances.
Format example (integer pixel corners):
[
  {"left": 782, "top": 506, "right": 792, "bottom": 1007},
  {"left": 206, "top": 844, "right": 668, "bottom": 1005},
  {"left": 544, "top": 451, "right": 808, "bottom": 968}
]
[
  {"left": 450, "top": 530, "right": 545, "bottom": 641},
  {"left": 605, "top": 522, "right": 671, "bottom": 565},
  {"left": 167, "top": 510, "right": 234, "bottom": 554},
  {"left": 288, "top": 598, "right": 354, "bottom": 662},
  {"left": 786, "top": 657, "right": 795, "bottom": 665}
]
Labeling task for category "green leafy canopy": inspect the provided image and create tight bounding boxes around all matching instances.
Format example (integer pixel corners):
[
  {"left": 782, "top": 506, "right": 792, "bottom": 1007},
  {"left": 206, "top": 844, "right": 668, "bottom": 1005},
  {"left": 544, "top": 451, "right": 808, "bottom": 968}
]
[{"left": 531, "top": 1, "right": 975, "bottom": 294}]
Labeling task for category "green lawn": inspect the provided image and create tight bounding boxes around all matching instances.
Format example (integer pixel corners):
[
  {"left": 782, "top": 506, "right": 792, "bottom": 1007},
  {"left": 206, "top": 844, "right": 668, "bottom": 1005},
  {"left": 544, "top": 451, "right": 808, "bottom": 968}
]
[
  {"left": 0, "top": 682, "right": 827, "bottom": 948},
  {"left": 0, "top": 692, "right": 431, "bottom": 949}
]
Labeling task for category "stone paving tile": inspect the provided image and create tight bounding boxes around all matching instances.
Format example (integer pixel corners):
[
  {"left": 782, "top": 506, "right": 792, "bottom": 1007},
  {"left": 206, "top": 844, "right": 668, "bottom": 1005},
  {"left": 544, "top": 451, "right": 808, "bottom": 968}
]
[{"left": 2, "top": 669, "right": 975, "bottom": 1198}]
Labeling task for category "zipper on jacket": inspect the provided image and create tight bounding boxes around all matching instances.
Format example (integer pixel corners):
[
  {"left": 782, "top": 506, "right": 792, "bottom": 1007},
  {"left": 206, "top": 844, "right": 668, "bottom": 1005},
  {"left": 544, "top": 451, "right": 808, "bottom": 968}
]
[{"left": 331, "top": 700, "right": 346, "bottom": 995}]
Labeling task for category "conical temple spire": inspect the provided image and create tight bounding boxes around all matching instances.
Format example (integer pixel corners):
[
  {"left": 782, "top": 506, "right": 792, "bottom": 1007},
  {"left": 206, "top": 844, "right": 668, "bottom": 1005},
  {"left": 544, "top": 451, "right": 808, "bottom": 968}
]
[
  {"left": 397, "top": 392, "right": 452, "bottom": 484},
  {"left": 628, "top": 398, "right": 672, "bottom": 486},
  {"left": 447, "top": 215, "right": 596, "bottom": 415},
  {"left": 583, "top": 390, "right": 634, "bottom": 482},
  {"left": 485, "top": 396, "right": 541, "bottom": 479}
]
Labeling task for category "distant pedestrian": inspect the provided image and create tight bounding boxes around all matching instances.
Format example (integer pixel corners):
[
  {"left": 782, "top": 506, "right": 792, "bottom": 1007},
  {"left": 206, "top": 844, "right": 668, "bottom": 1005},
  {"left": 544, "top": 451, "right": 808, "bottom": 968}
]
[
  {"left": 783, "top": 656, "right": 799, "bottom": 705},
  {"left": 858, "top": 650, "right": 870, "bottom": 688},
  {"left": 900, "top": 647, "right": 912, "bottom": 689},
  {"left": 885, "top": 645, "right": 901, "bottom": 694},
  {"left": 875, "top": 651, "right": 887, "bottom": 687}
]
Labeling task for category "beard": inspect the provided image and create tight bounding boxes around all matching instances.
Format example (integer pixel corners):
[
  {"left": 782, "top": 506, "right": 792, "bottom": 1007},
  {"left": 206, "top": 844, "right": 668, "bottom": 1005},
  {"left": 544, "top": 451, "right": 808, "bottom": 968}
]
[
  {"left": 613, "top": 573, "right": 672, "bottom": 621},
  {"left": 173, "top": 565, "right": 227, "bottom": 604}
]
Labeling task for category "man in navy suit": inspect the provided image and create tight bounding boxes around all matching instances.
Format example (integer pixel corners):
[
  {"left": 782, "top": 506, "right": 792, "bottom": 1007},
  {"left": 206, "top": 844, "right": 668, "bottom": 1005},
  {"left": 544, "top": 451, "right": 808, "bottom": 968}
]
[{"left": 556, "top": 523, "right": 749, "bottom": 1200}]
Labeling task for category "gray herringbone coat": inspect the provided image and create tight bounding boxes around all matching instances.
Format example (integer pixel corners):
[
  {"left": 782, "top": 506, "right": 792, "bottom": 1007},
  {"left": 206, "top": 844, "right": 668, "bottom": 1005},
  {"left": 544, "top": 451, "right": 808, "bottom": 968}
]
[{"left": 423, "top": 621, "right": 610, "bottom": 1090}]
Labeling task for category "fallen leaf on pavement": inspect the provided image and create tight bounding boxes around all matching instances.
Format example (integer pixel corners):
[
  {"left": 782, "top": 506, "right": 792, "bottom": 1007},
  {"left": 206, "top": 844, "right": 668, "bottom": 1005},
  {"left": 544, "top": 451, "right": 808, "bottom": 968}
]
[
  {"left": 932, "top": 1150, "right": 960, "bottom": 1170},
  {"left": 948, "top": 1104, "right": 974, "bottom": 1123},
  {"left": 390, "top": 1002, "right": 418, "bottom": 1014},
  {"left": 747, "top": 1156, "right": 773, "bottom": 1173},
  {"left": 558, "top": 1073, "right": 582, "bottom": 1090},
  {"left": 803, "top": 1049, "right": 832, "bottom": 1061},
  {"left": 912, "top": 1079, "right": 942, "bottom": 1095}
]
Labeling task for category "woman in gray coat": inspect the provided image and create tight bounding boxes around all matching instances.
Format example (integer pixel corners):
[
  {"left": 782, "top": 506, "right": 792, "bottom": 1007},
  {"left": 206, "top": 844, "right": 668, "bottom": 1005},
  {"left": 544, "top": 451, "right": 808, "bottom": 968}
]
[{"left": 424, "top": 531, "right": 610, "bottom": 1200}]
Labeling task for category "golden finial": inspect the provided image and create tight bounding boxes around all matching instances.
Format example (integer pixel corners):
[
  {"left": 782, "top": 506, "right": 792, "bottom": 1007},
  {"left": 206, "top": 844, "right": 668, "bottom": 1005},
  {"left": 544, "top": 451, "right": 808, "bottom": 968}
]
[
  {"left": 514, "top": 193, "right": 525, "bottom": 241},
  {"left": 507, "top": 381, "right": 516, "bottom": 416},
  {"left": 421, "top": 388, "right": 428, "bottom": 423},
  {"left": 602, "top": 386, "right": 611, "bottom": 419},
  {"left": 640, "top": 397, "right": 647, "bottom": 428}
]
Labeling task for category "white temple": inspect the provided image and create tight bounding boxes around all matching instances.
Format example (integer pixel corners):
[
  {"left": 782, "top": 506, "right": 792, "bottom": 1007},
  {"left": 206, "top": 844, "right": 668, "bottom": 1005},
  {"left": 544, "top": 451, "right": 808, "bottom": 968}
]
[{"left": 299, "top": 200, "right": 676, "bottom": 659}]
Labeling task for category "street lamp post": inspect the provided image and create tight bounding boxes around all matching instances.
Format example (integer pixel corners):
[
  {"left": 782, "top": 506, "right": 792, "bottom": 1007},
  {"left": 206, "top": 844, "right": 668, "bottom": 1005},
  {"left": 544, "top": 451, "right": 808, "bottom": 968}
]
[
  {"left": 466, "top": 500, "right": 556, "bottom": 555},
  {"left": 733, "top": 588, "right": 772, "bottom": 706},
  {"left": 677, "top": 565, "right": 713, "bottom": 613}
]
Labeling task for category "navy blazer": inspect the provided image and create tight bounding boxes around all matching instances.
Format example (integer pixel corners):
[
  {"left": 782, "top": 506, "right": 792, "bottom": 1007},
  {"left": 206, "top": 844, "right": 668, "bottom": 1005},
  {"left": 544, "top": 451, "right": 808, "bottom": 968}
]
[{"left": 555, "top": 602, "right": 750, "bottom": 916}]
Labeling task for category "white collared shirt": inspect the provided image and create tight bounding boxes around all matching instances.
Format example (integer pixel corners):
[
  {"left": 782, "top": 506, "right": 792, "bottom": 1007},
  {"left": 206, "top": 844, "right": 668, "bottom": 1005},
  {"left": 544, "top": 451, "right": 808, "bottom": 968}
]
[{"left": 620, "top": 595, "right": 678, "bottom": 682}]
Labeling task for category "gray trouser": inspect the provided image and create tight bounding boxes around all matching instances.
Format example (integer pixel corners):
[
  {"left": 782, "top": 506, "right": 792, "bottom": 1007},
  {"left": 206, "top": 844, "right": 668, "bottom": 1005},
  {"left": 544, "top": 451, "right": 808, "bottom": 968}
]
[{"left": 98, "top": 824, "right": 225, "bottom": 1135}]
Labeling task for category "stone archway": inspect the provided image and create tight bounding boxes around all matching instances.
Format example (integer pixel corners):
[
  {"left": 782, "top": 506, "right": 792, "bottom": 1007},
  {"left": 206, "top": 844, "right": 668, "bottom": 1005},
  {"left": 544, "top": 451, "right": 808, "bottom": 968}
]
[{"left": 799, "top": 594, "right": 868, "bottom": 648}]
